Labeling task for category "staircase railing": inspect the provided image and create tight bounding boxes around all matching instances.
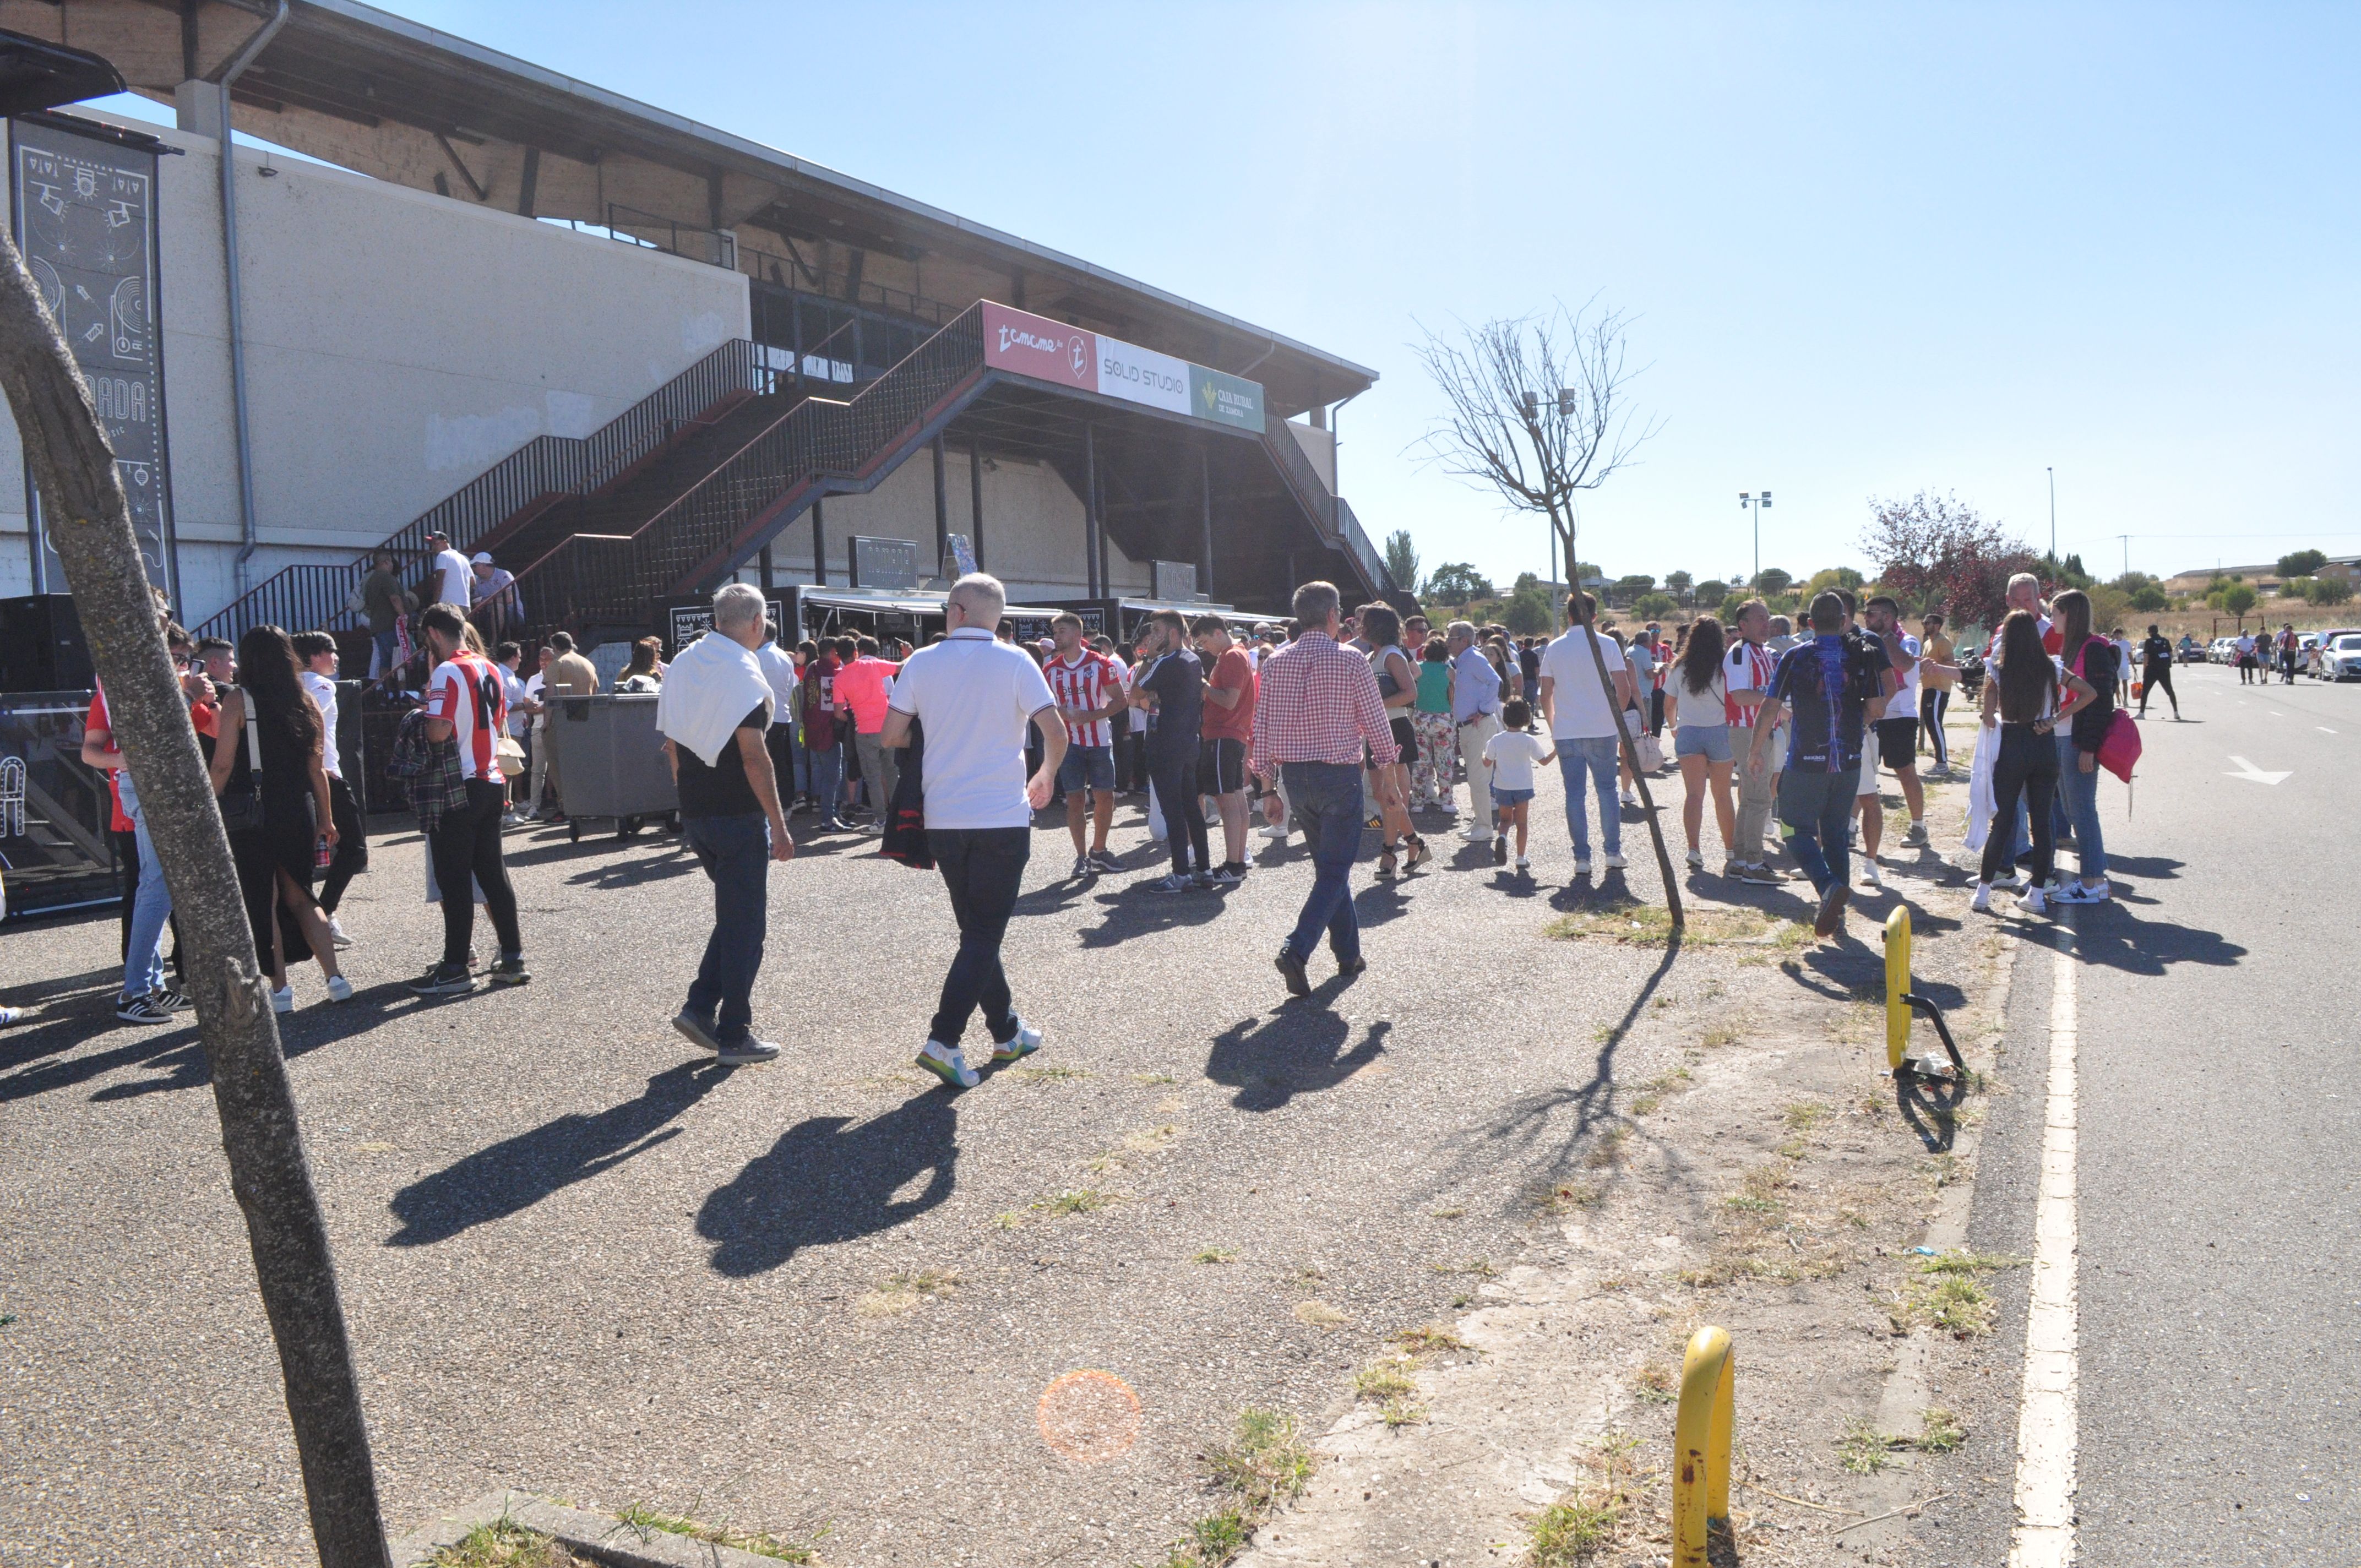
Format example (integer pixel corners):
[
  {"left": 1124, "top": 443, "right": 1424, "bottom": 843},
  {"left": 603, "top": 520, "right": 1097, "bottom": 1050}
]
[
  {"left": 193, "top": 339, "right": 777, "bottom": 641},
  {"left": 1334, "top": 497, "right": 1395, "bottom": 596},
  {"left": 512, "top": 304, "right": 989, "bottom": 637},
  {"left": 1259, "top": 421, "right": 1392, "bottom": 598}
]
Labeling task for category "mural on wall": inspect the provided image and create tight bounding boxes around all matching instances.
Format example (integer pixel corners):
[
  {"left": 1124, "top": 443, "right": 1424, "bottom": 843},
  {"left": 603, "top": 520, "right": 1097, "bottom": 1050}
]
[{"left": 10, "top": 116, "right": 176, "bottom": 602}]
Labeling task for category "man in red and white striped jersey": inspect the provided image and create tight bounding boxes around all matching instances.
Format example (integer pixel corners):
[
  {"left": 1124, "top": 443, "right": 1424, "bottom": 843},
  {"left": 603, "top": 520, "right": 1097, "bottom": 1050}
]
[
  {"left": 409, "top": 602, "right": 528, "bottom": 995},
  {"left": 1043, "top": 613, "right": 1127, "bottom": 876}
]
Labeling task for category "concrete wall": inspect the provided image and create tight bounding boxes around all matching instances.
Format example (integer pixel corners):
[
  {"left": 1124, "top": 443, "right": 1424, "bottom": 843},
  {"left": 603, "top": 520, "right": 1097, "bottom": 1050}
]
[
  {"left": 1287, "top": 418, "right": 1336, "bottom": 492},
  {"left": 746, "top": 444, "right": 1152, "bottom": 603},
  {"left": 0, "top": 109, "right": 750, "bottom": 622}
]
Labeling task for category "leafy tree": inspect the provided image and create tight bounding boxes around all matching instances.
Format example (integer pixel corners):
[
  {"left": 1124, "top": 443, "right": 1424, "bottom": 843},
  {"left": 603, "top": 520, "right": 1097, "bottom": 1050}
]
[
  {"left": 2129, "top": 583, "right": 2170, "bottom": 612},
  {"left": 2221, "top": 582, "right": 2259, "bottom": 623},
  {"left": 1860, "top": 491, "right": 2038, "bottom": 633},
  {"left": 1664, "top": 570, "right": 1694, "bottom": 600},
  {"left": 1426, "top": 561, "right": 1493, "bottom": 605},
  {"left": 1693, "top": 579, "right": 1729, "bottom": 608},
  {"left": 1634, "top": 592, "right": 1677, "bottom": 619},
  {"left": 1383, "top": 530, "right": 1423, "bottom": 595},
  {"left": 1614, "top": 573, "right": 1656, "bottom": 603},
  {"left": 1502, "top": 582, "right": 1556, "bottom": 635},
  {"left": 1752, "top": 567, "right": 1793, "bottom": 597},
  {"left": 1717, "top": 592, "right": 1748, "bottom": 623},
  {"left": 1570, "top": 560, "right": 1603, "bottom": 585},
  {"left": 2278, "top": 549, "right": 2329, "bottom": 579},
  {"left": 2308, "top": 576, "right": 2353, "bottom": 606}
]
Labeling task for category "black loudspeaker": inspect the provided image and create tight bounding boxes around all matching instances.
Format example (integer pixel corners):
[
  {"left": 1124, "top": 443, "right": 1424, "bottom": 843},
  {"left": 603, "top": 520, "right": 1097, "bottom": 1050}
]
[{"left": 0, "top": 594, "right": 93, "bottom": 693}]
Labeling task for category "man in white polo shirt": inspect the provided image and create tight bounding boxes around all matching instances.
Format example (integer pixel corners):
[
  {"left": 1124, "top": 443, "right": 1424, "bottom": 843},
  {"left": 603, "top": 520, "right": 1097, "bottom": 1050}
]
[
  {"left": 1535, "top": 591, "right": 1634, "bottom": 876},
  {"left": 883, "top": 574, "right": 1067, "bottom": 1090}
]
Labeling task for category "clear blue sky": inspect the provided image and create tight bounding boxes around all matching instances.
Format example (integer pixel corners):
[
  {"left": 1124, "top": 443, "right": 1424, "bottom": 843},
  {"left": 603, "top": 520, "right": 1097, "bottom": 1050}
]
[{"left": 102, "top": 2, "right": 2361, "bottom": 589}]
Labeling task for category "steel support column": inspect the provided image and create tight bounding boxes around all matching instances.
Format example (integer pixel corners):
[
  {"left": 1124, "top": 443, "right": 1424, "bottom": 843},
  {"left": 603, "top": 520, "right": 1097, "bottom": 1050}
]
[
  {"left": 812, "top": 497, "right": 825, "bottom": 585},
  {"left": 1084, "top": 424, "right": 1101, "bottom": 598},
  {"left": 969, "top": 438, "right": 986, "bottom": 570},
  {"left": 1199, "top": 446, "right": 1214, "bottom": 600},
  {"left": 932, "top": 434, "right": 949, "bottom": 576}
]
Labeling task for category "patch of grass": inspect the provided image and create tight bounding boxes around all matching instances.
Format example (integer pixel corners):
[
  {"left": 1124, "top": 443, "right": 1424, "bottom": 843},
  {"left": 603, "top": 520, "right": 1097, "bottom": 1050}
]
[
  {"left": 1352, "top": 1360, "right": 1417, "bottom": 1402},
  {"left": 1430, "top": 1205, "right": 1466, "bottom": 1219},
  {"left": 1292, "top": 1299, "right": 1348, "bottom": 1328},
  {"left": 0, "top": 1313, "right": 15, "bottom": 1329},
  {"left": 1701, "top": 1022, "right": 1745, "bottom": 1048},
  {"left": 854, "top": 1268, "right": 960, "bottom": 1317},
  {"left": 1776, "top": 1137, "right": 1812, "bottom": 1161},
  {"left": 1392, "top": 1324, "right": 1470, "bottom": 1356},
  {"left": 1838, "top": 1419, "right": 1899, "bottom": 1475},
  {"left": 989, "top": 1210, "right": 1025, "bottom": 1230},
  {"left": 1182, "top": 1509, "right": 1249, "bottom": 1561},
  {"left": 1005, "top": 1064, "right": 1089, "bottom": 1084},
  {"left": 1527, "top": 1498, "right": 1619, "bottom": 1564},
  {"left": 1380, "top": 1398, "right": 1427, "bottom": 1428},
  {"left": 1193, "top": 1246, "right": 1238, "bottom": 1265},
  {"left": 1033, "top": 1188, "right": 1112, "bottom": 1216},
  {"left": 1546, "top": 902, "right": 1775, "bottom": 948},
  {"left": 429, "top": 1521, "right": 586, "bottom": 1568},
  {"left": 1535, "top": 1179, "right": 1603, "bottom": 1215},
  {"left": 1917, "top": 1249, "right": 2029, "bottom": 1276},
  {"left": 1203, "top": 1408, "right": 1316, "bottom": 1513},
  {"left": 1124, "top": 1123, "right": 1184, "bottom": 1153},
  {"left": 1722, "top": 1166, "right": 1792, "bottom": 1216},
  {"left": 612, "top": 1506, "right": 819, "bottom": 1564},
  {"left": 1917, "top": 1275, "right": 1995, "bottom": 1337},
  {"left": 1781, "top": 1099, "right": 1834, "bottom": 1131},
  {"left": 1584, "top": 1126, "right": 1631, "bottom": 1169},
  {"left": 1449, "top": 1292, "right": 1474, "bottom": 1309},
  {"left": 1630, "top": 1093, "right": 1663, "bottom": 1117},
  {"left": 1918, "top": 1406, "right": 1968, "bottom": 1452},
  {"left": 1132, "top": 1071, "right": 1178, "bottom": 1085},
  {"left": 1632, "top": 1362, "right": 1677, "bottom": 1404}
]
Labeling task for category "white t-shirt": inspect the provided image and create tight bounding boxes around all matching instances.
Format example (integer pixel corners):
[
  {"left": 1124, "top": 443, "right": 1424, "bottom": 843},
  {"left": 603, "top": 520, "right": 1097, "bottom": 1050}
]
[
  {"left": 432, "top": 548, "right": 474, "bottom": 609},
  {"left": 523, "top": 672, "right": 546, "bottom": 731},
  {"left": 1886, "top": 632, "right": 1922, "bottom": 715},
  {"left": 501, "top": 666, "right": 531, "bottom": 739},
  {"left": 1669, "top": 666, "right": 1728, "bottom": 727},
  {"left": 755, "top": 641, "right": 800, "bottom": 719},
  {"left": 298, "top": 669, "right": 341, "bottom": 779},
  {"left": 887, "top": 627, "right": 1057, "bottom": 830},
  {"left": 1482, "top": 728, "right": 1551, "bottom": 792},
  {"left": 1537, "top": 627, "right": 1629, "bottom": 741}
]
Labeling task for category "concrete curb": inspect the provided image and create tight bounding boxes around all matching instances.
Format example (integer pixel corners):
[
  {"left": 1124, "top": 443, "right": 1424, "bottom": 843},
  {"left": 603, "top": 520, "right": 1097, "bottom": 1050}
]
[{"left": 389, "top": 1489, "right": 792, "bottom": 1568}]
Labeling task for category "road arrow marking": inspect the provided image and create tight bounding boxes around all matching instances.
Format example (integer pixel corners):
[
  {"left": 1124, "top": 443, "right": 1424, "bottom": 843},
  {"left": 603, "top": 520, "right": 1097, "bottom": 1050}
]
[{"left": 2226, "top": 755, "right": 2291, "bottom": 785}]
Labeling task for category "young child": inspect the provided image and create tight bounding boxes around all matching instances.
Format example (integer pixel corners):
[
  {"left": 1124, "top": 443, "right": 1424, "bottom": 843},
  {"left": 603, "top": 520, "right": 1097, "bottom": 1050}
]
[{"left": 1481, "top": 698, "right": 1555, "bottom": 870}]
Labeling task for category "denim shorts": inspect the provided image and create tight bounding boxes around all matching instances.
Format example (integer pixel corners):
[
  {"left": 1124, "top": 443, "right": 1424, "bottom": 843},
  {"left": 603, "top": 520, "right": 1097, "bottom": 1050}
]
[
  {"left": 1492, "top": 785, "right": 1535, "bottom": 806},
  {"left": 1057, "top": 743, "right": 1116, "bottom": 793},
  {"left": 1674, "top": 723, "right": 1733, "bottom": 763}
]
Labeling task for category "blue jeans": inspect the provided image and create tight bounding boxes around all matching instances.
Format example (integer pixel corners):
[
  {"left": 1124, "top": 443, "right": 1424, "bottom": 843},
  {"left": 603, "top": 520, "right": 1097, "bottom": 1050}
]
[
  {"left": 116, "top": 771, "right": 171, "bottom": 1000},
  {"left": 372, "top": 627, "right": 401, "bottom": 679},
  {"left": 927, "top": 826, "right": 1030, "bottom": 1048},
  {"left": 808, "top": 743, "right": 846, "bottom": 825},
  {"left": 2055, "top": 734, "right": 2106, "bottom": 879},
  {"left": 1557, "top": 736, "right": 1622, "bottom": 858},
  {"left": 681, "top": 812, "right": 770, "bottom": 1044},
  {"left": 1281, "top": 762, "right": 1363, "bottom": 965},
  {"left": 1777, "top": 764, "right": 1858, "bottom": 895}
]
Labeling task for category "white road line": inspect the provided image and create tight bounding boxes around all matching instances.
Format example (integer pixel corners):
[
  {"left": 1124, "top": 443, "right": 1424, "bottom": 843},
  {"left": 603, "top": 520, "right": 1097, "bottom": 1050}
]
[
  {"left": 2008, "top": 930, "right": 2079, "bottom": 1568},
  {"left": 2321, "top": 727, "right": 2338, "bottom": 734}
]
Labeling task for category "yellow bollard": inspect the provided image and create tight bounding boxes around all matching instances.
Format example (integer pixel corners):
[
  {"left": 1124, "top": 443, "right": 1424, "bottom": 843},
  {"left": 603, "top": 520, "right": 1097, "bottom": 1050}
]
[
  {"left": 1672, "top": 1325, "right": 1734, "bottom": 1567},
  {"left": 1884, "top": 905, "right": 1912, "bottom": 1072}
]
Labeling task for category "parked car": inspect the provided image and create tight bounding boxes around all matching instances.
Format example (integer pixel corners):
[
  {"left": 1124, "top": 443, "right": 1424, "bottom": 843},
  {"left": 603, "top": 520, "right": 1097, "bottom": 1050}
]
[
  {"left": 2177, "top": 635, "right": 2205, "bottom": 663},
  {"left": 2210, "top": 636, "right": 2239, "bottom": 664},
  {"left": 2315, "top": 630, "right": 2361, "bottom": 682}
]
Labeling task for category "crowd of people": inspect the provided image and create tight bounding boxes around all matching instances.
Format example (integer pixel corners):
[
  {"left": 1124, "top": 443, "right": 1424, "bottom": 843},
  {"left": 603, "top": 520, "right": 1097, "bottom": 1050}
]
[{"left": 59, "top": 548, "right": 2162, "bottom": 1095}]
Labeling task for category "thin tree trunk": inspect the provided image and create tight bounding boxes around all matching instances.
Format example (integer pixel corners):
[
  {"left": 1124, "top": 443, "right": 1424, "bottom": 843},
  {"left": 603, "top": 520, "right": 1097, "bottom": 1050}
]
[
  {"left": 0, "top": 233, "right": 392, "bottom": 1565},
  {"left": 1559, "top": 525, "right": 1683, "bottom": 928}
]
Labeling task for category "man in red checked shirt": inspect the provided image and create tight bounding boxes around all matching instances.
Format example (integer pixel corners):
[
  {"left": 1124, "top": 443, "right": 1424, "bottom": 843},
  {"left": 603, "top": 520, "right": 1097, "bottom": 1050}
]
[{"left": 1250, "top": 580, "right": 1402, "bottom": 998}]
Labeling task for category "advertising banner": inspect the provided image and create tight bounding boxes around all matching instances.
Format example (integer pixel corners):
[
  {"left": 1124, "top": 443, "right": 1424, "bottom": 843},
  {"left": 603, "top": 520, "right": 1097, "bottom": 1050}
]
[
  {"left": 9, "top": 117, "right": 175, "bottom": 601},
  {"left": 981, "top": 301, "right": 1264, "bottom": 433}
]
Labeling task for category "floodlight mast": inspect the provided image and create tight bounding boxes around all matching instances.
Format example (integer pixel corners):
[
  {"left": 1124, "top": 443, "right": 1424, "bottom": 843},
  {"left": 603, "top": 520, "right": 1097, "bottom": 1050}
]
[{"left": 1740, "top": 490, "right": 1772, "bottom": 587}]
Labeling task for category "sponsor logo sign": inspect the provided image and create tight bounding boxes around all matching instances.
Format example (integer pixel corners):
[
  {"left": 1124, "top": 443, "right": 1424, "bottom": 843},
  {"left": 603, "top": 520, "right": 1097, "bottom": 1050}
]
[{"left": 981, "top": 301, "right": 1264, "bottom": 433}]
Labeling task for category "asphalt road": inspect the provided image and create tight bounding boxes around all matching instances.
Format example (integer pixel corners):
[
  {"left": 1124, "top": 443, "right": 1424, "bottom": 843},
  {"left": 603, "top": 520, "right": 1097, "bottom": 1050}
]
[{"left": 1930, "top": 660, "right": 2360, "bottom": 1565}]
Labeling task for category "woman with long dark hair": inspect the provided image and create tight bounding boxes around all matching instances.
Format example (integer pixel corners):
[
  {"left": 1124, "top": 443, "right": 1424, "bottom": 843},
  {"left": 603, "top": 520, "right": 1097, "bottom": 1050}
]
[
  {"left": 615, "top": 636, "right": 664, "bottom": 692},
  {"left": 1973, "top": 609, "right": 2096, "bottom": 916},
  {"left": 208, "top": 625, "right": 351, "bottom": 1008},
  {"left": 1361, "top": 604, "right": 1430, "bottom": 875},
  {"left": 1666, "top": 616, "right": 1738, "bottom": 874},
  {"left": 2050, "top": 589, "right": 2114, "bottom": 903}
]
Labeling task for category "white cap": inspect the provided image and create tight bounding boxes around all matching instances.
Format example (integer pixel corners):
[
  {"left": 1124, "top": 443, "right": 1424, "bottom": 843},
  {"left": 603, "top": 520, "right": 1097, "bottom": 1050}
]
[{"left": 471, "top": 552, "right": 493, "bottom": 565}]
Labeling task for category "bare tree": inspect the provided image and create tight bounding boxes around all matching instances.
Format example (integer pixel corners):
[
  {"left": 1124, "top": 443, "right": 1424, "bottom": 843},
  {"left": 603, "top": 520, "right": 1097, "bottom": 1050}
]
[
  {"left": 0, "top": 230, "right": 392, "bottom": 1564},
  {"left": 1412, "top": 302, "right": 1682, "bottom": 923}
]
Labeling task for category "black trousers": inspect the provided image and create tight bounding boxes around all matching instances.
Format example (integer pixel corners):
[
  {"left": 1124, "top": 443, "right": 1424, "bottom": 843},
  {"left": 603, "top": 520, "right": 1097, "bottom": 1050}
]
[
  {"left": 2139, "top": 663, "right": 2176, "bottom": 714},
  {"left": 1149, "top": 748, "right": 1210, "bottom": 875},
  {"left": 1979, "top": 723, "right": 2059, "bottom": 888},
  {"left": 428, "top": 780, "right": 521, "bottom": 966},
  {"left": 927, "top": 826, "right": 1029, "bottom": 1048},
  {"left": 317, "top": 774, "right": 368, "bottom": 913}
]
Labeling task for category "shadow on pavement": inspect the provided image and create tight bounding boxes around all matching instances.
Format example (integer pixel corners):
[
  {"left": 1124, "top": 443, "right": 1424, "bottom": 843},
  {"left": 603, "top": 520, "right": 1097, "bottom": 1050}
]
[
  {"left": 1205, "top": 1012, "right": 1391, "bottom": 1112},
  {"left": 1075, "top": 881, "right": 1231, "bottom": 948},
  {"left": 697, "top": 1090, "right": 959, "bottom": 1275},
  {"left": 1896, "top": 1069, "right": 1970, "bottom": 1153},
  {"left": 2062, "top": 902, "right": 2245, "bottom": 976},
  {"left": 388, "top": 1059, "right": 732, "bottom": 1246}
]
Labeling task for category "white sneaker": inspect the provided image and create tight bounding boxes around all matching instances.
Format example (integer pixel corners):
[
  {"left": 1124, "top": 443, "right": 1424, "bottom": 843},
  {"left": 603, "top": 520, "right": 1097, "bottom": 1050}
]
[
  {"left": 1859, "top": 862, "right": 1883, "bottom": 889},
  {"left": 1620, "top": 791, "right": 1638, "bottom": 808},
  {"left": 2015, "top": 886, "right": 2048, "bottom": 916},
  {"left": 1460, "top": 825, "right": 1492, "bottom": 842},
  {"left": 1603, "top": 851, "right": 1629, "bottom": 870},
  {"left": 915, "top": 1040, "right": 980, "bottom": 1090},
  {"left": 1685, "top": 848, "right": 1705, "bottom": 871},
  {"left": 1259, "top": 821, "right": 1290, "bottom": 841},
  {"left": 325, "top": 975, "right": 353, "bottom": 1004},
  {"left": 2055, "top": 879, "right": 2110, "bottom": 904},
  {"left": 328, "top": 916, "right": 353, "bottom": 949},
  {"left": 1971, "top": 883, "right": 1993, "bottom": 913},
  {"left": 1574, "top": 857, "right": 1593, "bottom": 876},
  {"left": 1514, "top": 855, "right": 1531, "bottom": 871},
  {"left": 270, "top": 985, "right": 295, "bottom": 1014}
]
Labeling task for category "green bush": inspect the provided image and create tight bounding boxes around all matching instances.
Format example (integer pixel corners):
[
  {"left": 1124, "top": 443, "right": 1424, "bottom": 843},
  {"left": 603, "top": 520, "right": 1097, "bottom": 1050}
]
[
  {"left": 1633, "top": 592, "right": 1676, "bottom": 619},
  {"left": 2129, "top": 584, "right": 2169, "bottom": 612},
  {"left": 2308, "top": 576, "right": 2353, "bottom": 606}
]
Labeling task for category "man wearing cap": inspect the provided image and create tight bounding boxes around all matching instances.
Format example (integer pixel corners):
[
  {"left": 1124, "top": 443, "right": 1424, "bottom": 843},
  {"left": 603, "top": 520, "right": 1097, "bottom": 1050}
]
[
  {"left": 470, "top": 552, "right": 521, "bottom": 641},
  {"left": 426, "top": 530, "right": 473, "bottom": 611}
]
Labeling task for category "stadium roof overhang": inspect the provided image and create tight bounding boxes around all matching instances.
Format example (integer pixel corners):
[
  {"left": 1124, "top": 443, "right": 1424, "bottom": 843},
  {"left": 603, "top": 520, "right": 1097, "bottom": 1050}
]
[{"left": 1, "top": 0, "right": 1375, "bottom": 417}]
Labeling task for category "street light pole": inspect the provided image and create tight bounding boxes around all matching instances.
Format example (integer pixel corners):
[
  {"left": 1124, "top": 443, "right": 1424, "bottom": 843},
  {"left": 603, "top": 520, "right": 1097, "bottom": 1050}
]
[
  {"left": 1740, "top": 490, "right": 1772, "bottom": 585},
  {"left": 2047, "top": 466, "right": 2056, "bottom": 564}
]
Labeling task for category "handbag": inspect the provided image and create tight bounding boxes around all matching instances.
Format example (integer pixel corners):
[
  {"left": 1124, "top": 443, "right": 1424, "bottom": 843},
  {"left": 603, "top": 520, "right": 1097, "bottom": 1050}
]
[
  {"left": 343, "top": 579, "right": 368, "bottom": 617},
  {"left": 217, "top": 701, "right": 267, "bottom": 833},
  {"left": 1631, "top": 729, "right": 1666, "bottom": 774}
]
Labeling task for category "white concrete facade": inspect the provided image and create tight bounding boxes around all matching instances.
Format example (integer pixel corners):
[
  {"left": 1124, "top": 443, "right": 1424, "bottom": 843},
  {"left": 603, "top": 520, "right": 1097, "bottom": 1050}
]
[{"left": 0, "top": 108, "right": 752, "bottom": 622}]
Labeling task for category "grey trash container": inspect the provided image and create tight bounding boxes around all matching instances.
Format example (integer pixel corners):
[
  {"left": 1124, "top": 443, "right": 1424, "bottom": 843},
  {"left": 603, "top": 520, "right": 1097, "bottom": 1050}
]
[{"left": 545, "top": 693, "right": 678, "bottom": 840}]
